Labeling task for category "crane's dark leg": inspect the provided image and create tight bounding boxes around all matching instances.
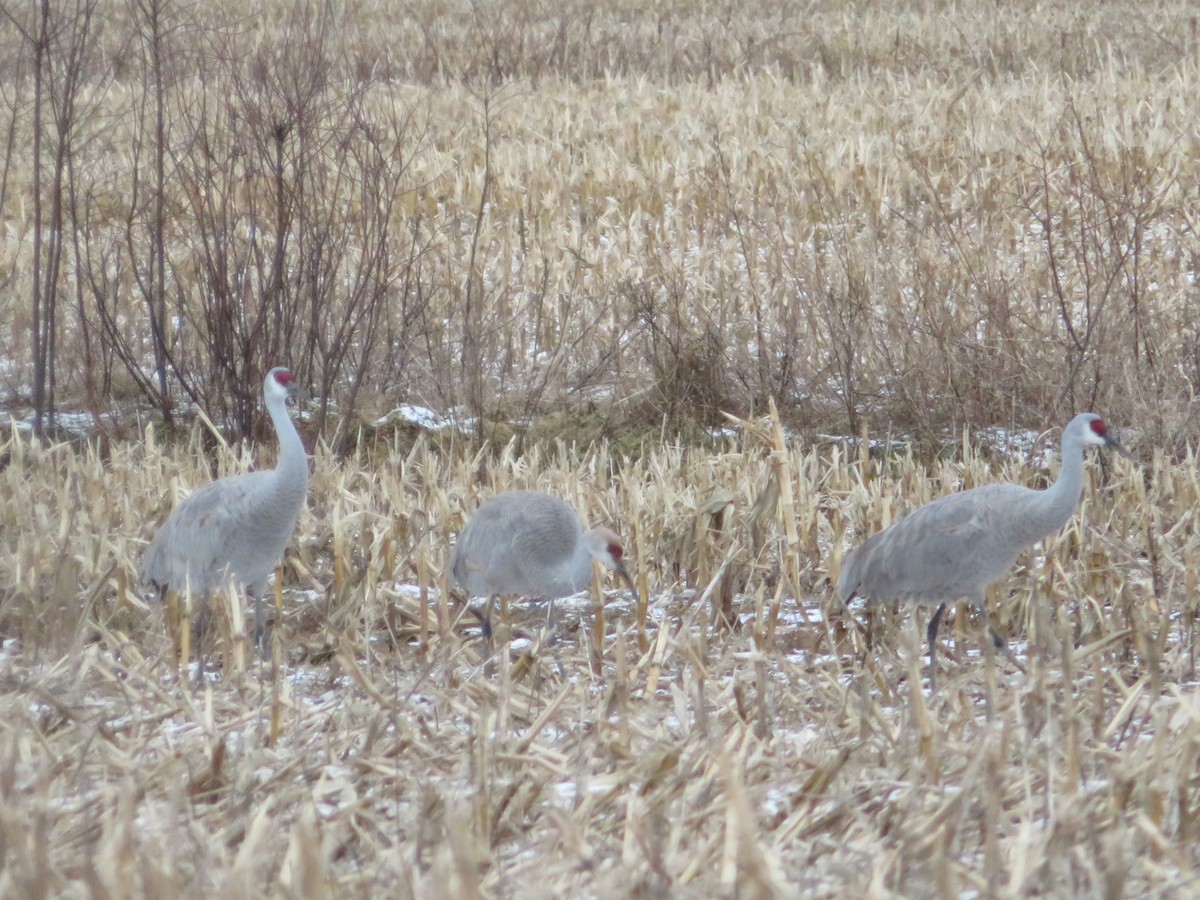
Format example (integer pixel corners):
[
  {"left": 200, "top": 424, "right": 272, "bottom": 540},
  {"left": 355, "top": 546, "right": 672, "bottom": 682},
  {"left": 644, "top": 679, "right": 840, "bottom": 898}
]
[
  {"left": 542, "top": 597, "right": 570, "bottom": 677},
  {"left": 837, "top": 591, "right": 855, "bottom": 618},
  {"left": 192, "top": 598, "right": 211, "bottom": 689},
  {"left": 831, "top": 590, "right": 871, "bottom": 648},
  {"left": 927, "top": 603, "right": 947, "bottom": 690},
  {"left": 482, "top": 595, "right": 496, "bottom": 643},
  {"left": 983, "top": 613, "right": 1027, "bottom": 675},
  {"left": 252, "top": 591, "right": 268, "bottom": 661},
  {"left": 463, "top": 596, "right": 494, "bottom": 642}
]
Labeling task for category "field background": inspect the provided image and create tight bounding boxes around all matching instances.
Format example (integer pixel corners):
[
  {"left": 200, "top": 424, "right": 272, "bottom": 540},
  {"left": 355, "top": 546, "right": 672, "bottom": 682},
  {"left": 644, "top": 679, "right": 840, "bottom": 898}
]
[{"left": 2, "top": 0, "right": 1200, "bottom": 896}]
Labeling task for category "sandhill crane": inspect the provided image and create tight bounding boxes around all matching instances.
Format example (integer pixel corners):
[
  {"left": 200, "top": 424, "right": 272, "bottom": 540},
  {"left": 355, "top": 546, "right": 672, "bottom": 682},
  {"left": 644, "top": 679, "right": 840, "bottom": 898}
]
[
  {"left": 141, "top": 367, "right": 308, "bottom": 667},
  {"left": 837, "top": 412, "right": 1127, "bottom": 687},
  {"left": 449, "top": 490, "right": 635, "bottom": 637}
]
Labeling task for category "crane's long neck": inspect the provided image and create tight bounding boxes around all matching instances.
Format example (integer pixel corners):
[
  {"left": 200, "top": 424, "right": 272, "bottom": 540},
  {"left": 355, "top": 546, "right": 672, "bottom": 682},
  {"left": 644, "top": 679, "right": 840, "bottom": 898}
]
[
  {"left": 265, "top": 393, "right": 308, "bottom": 509},
  {"left": 562, "top": 533, "right": 600, "bottom": 594},
  {"left": 1027, "top": 429, "right": 1088, "bottom": 537}
]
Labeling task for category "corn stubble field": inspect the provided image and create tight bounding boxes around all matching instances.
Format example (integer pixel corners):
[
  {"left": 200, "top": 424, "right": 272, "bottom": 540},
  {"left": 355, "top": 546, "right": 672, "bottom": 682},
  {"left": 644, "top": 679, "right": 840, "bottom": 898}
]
[{"left": 4, "top": 0, "right": 1200, "bottom": 896}]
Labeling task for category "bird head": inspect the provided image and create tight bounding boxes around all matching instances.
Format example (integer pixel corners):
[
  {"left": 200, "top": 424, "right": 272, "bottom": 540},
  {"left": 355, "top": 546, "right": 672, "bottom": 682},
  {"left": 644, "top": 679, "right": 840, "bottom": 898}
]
[
  {"left": 1072, "top": 412, "right": 1130, "bottom": 458},
  {"left": 265, "top": 367, "right": 306, "bottom": 405},
  {"left": 587, "top": 526, "right": 636, "bottom": 591}
]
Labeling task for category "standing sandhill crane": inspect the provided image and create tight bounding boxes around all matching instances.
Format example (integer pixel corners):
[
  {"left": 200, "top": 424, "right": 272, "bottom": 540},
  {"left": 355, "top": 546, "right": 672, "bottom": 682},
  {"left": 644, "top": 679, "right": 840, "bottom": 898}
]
[
  {"left": 449, "top": 490, "right": 635, "bottom": 636},
  {"left": 141, "top": 367, "right": 308, "bottom": 665},
  {"left": 837, "top": 413, "right": 1127, "bottom": 686}
]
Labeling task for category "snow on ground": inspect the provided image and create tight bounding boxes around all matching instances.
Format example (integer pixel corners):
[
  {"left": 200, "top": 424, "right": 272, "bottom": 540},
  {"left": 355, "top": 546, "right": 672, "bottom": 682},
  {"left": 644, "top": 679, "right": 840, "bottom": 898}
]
[
  {"left": 375, "top": 403, "right": 452, "bottom": 431},
  {"left": 974, "top": 425, "right": 1050, "bottom": 466}
]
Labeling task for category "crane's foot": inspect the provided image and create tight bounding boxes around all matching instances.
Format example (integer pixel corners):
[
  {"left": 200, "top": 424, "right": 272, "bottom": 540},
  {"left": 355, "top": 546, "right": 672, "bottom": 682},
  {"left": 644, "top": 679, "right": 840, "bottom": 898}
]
[
  {"left": 475, "top": 596, "right": 501, "bottom": 678},
  {"left": 828, "top": 593, "right": 872, "bottom": 654},
  {"left": 989, "top": 627, "right": 1027, "bottom": 675},
  {"left": 249, "top": 593, "right": 275, "bottom": 662},
  {"left": 251, "top": 624, "right": 271, "bottom": 662},
  {"left": 192, "top": 606, "right": 212, "bottom": 689},
  {"left": 464, "top": 603, "right": 494, "bottom": 641},
  {"left": 513, "top": 624, "right": 567, "bottom": 681}
]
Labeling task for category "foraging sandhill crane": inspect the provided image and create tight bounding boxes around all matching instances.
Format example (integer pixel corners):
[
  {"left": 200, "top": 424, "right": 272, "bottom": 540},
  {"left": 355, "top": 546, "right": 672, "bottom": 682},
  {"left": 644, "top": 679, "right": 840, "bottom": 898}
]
[
  {"left": 837, "top": 413, "right": 1127, "bottom": 687},
  {"left": 449, "top": 490, "right": 635, "bottom": 635},
  {"left": 141, "top": 367, "right": 308, "bottom": 663}
]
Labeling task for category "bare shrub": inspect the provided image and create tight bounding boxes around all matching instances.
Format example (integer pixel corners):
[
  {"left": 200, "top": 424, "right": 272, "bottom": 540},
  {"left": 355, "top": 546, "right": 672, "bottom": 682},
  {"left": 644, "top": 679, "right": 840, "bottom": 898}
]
[
  {"left": 1018, "top": 94, "right": 1196, "bottom": 449},
  {"left": 627, "top": 274, "right": 732, "bottom": 428},
  {"left": 2, "top": 0, "right": 1200, "bottom": 451},
  {"left": 70, "top": 3, "right": 436, "bottom": 445},
  {"left": 4, "top": 0, "right": 108, "bottom": 438}
]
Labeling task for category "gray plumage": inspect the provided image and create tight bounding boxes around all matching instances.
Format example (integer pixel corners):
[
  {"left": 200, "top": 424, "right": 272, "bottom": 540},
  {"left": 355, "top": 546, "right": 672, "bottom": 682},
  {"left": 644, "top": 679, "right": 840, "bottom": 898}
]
[
  {"left": 837, "top": 412, "right": 1126, "bottom": 683},
  {"left": 141, "top": 367, "right": 308, "bottom": 657},
  {"left": 450, "top": 491, "right": 634, "bottom": 634}
]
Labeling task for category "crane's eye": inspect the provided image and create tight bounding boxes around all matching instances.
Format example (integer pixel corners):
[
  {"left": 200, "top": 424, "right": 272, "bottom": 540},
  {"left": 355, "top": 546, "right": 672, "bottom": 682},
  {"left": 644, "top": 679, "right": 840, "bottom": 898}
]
[
  {"left": 1089, "top": 419, "right": 1107, "bottom": 437},
  {"left": 608, "top": 543, "right": 624, "bottom": 560}
]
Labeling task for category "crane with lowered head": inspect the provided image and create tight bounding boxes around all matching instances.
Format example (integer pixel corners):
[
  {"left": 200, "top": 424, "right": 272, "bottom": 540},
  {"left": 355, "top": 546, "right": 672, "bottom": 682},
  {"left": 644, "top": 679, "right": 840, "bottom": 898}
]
[{"left": 449, "top": 490, "right": 635, "bottom": 638}]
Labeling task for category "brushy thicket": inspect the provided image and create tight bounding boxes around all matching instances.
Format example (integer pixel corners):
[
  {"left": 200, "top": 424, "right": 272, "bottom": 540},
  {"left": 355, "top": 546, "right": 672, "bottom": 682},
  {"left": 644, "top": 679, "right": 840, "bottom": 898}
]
[
  {"left": 2, "top": 0, "right": 1199, "bottom": 451},
  {"left": 4, "top": 1, "right": 1200, "bottom": 897}
]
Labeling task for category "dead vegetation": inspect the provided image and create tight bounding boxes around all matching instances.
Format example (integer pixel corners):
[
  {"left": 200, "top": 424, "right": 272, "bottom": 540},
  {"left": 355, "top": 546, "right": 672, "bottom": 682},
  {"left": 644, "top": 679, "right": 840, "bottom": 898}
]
[
  {"left": 2, "top": 414, "right": 1199, "bottom": 897},
  {"left": 2, "top": 0, "right": 1200, "bottom": 448},
  {"left": 2, "top": 0, "right": 1200, "bottom": 896}
]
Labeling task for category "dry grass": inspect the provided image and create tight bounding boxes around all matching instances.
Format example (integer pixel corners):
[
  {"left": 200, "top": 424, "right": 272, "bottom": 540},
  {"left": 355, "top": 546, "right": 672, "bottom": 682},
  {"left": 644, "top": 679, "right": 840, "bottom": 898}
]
[
  {"left": 2, "top": 413, "right": 1199, "bottom": 897},
  {"left": 3, "top": 0, "right": 1200, "bottom": 896},
  {"left": 2, "top": 0, "right": 1200, "bottom": 445}
]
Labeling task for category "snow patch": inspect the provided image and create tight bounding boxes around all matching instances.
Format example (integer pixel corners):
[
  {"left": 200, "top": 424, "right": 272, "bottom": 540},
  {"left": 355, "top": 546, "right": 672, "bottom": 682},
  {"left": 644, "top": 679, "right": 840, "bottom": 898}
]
[{"left": 376, "top": 404, "right": 451, "bottom": 431}]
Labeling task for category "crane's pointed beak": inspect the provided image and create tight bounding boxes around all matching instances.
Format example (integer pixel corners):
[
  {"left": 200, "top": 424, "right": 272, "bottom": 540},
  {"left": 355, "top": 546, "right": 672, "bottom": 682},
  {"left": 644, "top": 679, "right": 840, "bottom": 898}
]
[
  {"left": 286, "top": 383, "right": 311, "bottom": 405},
  {"left": 1104, "top": 433, "right": 1132, "bottom": 459},
  {"left": 614, "top": 558, "right": 635, "bottom": 593}
]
